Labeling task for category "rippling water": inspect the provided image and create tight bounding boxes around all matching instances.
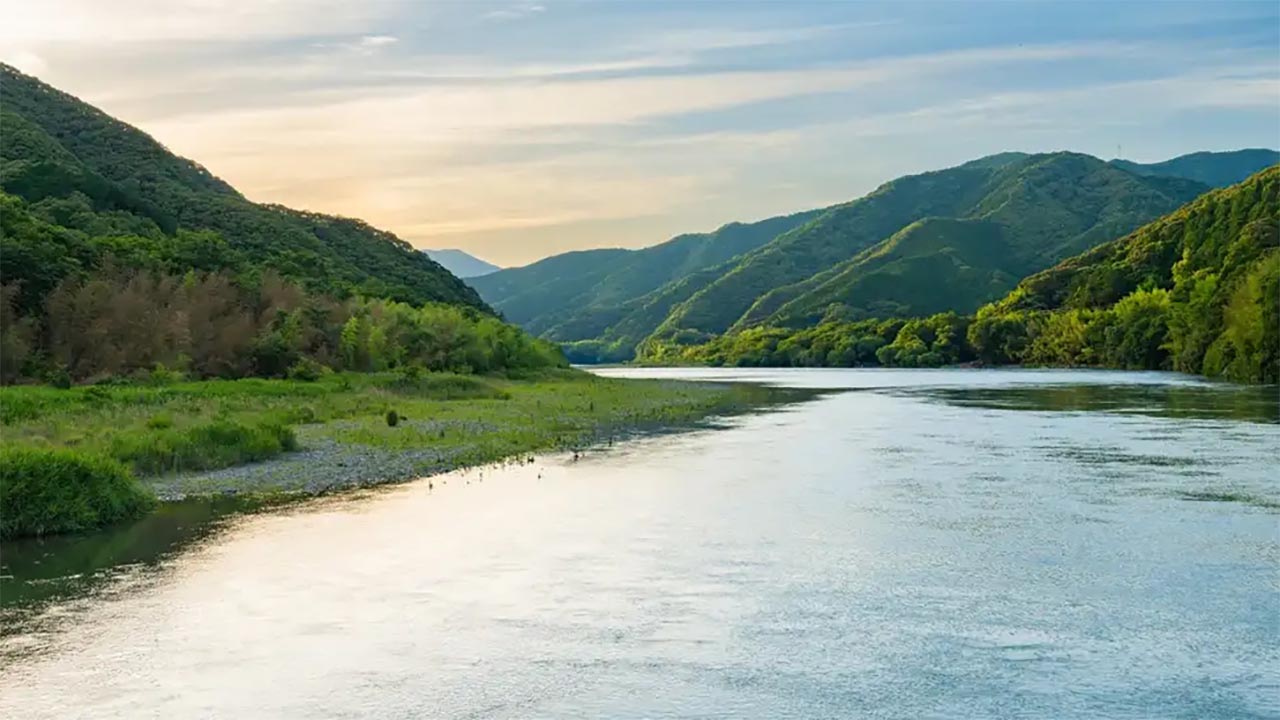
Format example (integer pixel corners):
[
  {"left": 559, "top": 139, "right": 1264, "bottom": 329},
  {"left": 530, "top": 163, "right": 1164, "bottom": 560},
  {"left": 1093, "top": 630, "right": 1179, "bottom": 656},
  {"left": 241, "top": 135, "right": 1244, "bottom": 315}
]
[{"left": 2, "top": 369, "right": 1277, "bottom": 719}]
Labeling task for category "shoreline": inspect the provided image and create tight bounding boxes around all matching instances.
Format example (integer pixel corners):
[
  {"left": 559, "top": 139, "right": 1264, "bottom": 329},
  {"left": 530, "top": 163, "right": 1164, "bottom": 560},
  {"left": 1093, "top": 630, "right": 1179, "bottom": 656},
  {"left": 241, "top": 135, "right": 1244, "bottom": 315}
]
[
  {"left": 1, "top": 371, "right": 820, "bottom": 537},
  {"left": 144, "top": 396, "right": 802, "bottom": 502}
]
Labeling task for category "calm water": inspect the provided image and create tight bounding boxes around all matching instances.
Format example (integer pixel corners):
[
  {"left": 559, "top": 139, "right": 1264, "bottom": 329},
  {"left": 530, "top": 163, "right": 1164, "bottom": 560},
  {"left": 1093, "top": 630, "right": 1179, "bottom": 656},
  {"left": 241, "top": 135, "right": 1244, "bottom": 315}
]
[{"left": 2, "top": 368, "right": 1277, "bottom": 719}]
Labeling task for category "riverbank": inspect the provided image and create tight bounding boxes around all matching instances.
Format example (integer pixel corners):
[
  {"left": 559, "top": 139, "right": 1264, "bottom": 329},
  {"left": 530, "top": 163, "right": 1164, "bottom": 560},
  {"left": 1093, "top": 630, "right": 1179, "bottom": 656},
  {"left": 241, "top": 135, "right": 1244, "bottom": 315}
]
[{"left": 0, "top": 369, "right": 812, "bottom": 537}]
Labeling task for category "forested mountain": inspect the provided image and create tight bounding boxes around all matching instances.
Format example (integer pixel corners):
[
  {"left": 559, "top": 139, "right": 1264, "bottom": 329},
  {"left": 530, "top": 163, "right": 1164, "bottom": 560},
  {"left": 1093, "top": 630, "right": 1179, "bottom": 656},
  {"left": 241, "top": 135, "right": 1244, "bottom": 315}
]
[
  {"left": 647, "top": 167, "right": 1278, "bottom": 383},
  {"left": 423, "top": 249, "right": 500, "bottom": 278},
  {"left": 469, "top": 210, "right": 821, "bottom": 344},
  {"left": 650, "top": 152, "right": 1207, "bottom": 343},
  {"left": 0, "top": 63, "right": 486, "bottom": 310},
  {"left": 1112, "top": 149, "right": 1279, "bottom": 188},
  {"left": 971, "top": 166, "right": 1279, "bottom": 381}
]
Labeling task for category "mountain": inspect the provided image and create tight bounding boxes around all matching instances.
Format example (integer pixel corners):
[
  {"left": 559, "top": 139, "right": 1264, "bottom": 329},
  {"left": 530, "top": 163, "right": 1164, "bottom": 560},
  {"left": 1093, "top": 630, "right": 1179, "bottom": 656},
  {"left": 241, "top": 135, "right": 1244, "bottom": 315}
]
[
  {"left": 975, "top": 166, "right": 1278, "bottom": 382},
  {"left": 651, "top": 152, "right": 1208, "bottom": 343},
  {"left": 423, "top": 249, "right": 500, "bottom": 278},
  {"left": 645, "top": 167, "right": 1278, "bottom": 383},
  {"left": 469, "top": 210, "right": 822, "bottom": 352},
  {"left": 1112, "top": 149, "right": 1279, "bottom": 188},
  {"left": 0, "top": 63, "right": 487, "bottom": 312}
]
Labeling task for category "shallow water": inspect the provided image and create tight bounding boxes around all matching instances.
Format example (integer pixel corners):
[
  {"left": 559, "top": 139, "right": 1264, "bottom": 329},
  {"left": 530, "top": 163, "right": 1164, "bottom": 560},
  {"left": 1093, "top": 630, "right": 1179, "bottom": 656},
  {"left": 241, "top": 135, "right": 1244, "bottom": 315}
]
[{"left": 2, "top": 368, "right": 1277, "bottom": 719}]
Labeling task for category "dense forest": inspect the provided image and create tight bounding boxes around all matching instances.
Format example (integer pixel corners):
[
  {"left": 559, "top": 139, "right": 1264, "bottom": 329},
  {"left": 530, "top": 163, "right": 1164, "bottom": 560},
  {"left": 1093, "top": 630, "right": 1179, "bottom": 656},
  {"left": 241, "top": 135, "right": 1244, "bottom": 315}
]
[
  {"left": 642, "top": 168, "right": 1279, "bottom": 383},
  {"left": 0, "top": 65, "right": 565, "bottom": 385},
  {"left": 475, "top": 149, "right": 1276, "bottom": 363}
]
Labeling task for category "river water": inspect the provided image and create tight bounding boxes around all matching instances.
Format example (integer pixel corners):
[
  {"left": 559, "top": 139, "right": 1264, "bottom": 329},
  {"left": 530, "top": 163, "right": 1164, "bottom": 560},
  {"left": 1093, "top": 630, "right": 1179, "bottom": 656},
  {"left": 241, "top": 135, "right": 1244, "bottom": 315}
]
[{"left": 1, "top": 368, "right": 1277, "bottom": 719}]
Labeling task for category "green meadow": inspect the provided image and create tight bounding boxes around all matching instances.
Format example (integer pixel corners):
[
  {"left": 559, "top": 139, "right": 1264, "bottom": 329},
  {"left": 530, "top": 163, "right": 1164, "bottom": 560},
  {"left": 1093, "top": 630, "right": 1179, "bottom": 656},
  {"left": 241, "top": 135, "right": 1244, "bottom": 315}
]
[{"left": 0, "top": 370, "right": 803, "bottom": 538}]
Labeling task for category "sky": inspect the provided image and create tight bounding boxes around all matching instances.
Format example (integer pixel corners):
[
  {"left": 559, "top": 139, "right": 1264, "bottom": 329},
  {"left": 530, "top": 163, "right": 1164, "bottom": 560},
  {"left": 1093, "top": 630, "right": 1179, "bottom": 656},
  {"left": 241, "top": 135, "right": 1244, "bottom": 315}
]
[{"left": 2, "top": 1, "right": 1277, "bottom": 267}]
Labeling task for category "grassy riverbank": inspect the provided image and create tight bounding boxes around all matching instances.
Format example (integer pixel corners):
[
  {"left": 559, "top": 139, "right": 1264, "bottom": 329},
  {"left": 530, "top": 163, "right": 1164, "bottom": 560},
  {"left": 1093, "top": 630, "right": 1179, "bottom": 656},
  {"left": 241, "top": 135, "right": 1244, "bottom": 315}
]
[{"left": 0, "top": 370, "right": 806, "bottom": 538}]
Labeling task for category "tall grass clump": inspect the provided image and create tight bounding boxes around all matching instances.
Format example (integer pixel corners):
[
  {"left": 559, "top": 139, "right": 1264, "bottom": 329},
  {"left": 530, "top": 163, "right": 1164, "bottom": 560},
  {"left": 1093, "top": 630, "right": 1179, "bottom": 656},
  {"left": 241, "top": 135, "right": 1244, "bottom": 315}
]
[
  {"left": 108, "top": 418, "right": 298, "bottom": 476},
  {"left": 0, "top": 447, "right": 156, "bottom": 539}
]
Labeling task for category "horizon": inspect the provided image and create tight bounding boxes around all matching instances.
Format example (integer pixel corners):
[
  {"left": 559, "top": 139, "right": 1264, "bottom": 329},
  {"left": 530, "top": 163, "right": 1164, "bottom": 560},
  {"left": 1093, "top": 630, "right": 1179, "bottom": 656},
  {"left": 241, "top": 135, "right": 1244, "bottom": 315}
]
[{"left": 3, "top": 0, "right": 1277, "bottom": 266}]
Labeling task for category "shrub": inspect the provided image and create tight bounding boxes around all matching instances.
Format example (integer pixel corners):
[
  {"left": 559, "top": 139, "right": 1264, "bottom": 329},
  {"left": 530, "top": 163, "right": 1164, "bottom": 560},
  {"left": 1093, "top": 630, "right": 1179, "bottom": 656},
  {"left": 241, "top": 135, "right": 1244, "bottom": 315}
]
[
  {"left": 0, "top": 447, "right": 156, "bottom": 539},
  {"left": 45, "top": 365, "right": 72, "bottom": 389},
  {"left": 109, "top": 418, "right": 298, "bottom": 476},
  {"left": 148, "top": 363, "right": 186, "bottom": 385},
  {"left": 286, "top": 357, "right": 327, "bottom": 382}
]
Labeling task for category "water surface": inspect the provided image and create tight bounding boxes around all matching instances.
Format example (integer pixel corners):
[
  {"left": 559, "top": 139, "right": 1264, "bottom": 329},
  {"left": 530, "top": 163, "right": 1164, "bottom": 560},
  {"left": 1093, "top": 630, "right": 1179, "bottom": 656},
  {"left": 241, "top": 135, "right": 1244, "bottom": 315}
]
[{"left": 2, "top": 368, "right": 1277, "bottom": 719}]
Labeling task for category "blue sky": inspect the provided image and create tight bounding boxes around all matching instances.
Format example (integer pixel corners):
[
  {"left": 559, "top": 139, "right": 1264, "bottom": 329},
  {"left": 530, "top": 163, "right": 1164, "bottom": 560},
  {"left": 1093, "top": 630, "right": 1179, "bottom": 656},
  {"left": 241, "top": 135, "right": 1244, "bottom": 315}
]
[{"left": 2, "top": 0, "right": 1277, "bottom": 265}]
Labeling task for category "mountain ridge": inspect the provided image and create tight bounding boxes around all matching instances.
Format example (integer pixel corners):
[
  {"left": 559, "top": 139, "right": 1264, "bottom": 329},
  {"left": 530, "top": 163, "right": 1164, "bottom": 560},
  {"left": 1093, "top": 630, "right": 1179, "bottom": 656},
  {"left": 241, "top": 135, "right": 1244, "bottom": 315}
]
[{"left": 0, "top": 63, "right": 487, "bottom": 311}]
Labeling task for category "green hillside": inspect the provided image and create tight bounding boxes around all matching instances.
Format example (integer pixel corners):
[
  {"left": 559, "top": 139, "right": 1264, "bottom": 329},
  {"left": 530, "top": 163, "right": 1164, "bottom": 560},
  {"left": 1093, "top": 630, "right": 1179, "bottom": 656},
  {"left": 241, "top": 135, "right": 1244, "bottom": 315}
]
[
  {"left": 1112, "top": 148, "right": 1279, "bottom": 188},
  {"left": 974, "top": 166, "right": 1279, "bottom": 382},
  {"left": 469, "top": 210, "right": 820, "bottom": 341},
  {"left": 758, "top": 217, "right": 1023, "bottom": 323},
  {"left": 656, "top": 152, "right": 1206, "bottom": 341},
  {"left": 0, "top": 63, "right": 486, "bottom": 310},
  {"left": 645, "top": 167, "right": 1278, "bottom": 383}
]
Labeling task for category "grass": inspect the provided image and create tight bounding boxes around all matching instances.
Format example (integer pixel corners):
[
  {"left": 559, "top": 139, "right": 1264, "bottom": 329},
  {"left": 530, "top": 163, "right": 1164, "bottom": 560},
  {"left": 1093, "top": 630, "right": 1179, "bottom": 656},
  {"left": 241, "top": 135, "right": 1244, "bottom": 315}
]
[
  {"left": 108, "top": 418, "right": 298, "bottom": 476},
  {"left": 0, "top": 448, "right": 157, "bottom": 539},
  {"left": 0, "top": 369, "right": 808, "bottom": 536}
]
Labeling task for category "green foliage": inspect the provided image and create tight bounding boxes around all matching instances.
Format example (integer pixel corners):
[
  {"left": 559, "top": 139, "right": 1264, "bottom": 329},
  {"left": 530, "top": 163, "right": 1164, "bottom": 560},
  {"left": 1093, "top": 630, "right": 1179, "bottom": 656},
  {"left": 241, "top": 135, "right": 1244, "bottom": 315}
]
[
  {"left": 1, "top": 265, "right": 566, "bottom": 385},
  {"left": 107, "top": 418, "right": 298, "bottom": 476},
  {"left": 876, "top": 313, "right": 973, "bottom": 367},
  {"left": 980, "top": 166, "right": 1278, "bottom": 382},
  {"left": 643, "top": 317, "right": 905, "bottom": 368},
  {"left": 0, "top": 447, "right": 155, "bottom": 539},
  {"left": 0, "top": 63, "right": 487, "bottom": 312},
  {"left": 286, "top": 357, "right": 328, "bottom": 382}
]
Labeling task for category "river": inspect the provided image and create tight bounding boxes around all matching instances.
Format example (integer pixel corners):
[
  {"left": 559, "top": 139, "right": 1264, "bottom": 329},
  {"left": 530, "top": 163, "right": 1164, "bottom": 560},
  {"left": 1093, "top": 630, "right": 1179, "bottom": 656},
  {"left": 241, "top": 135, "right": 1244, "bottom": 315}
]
[{"left": 1, "top": 368, "right": 1277, "bottom": 719}]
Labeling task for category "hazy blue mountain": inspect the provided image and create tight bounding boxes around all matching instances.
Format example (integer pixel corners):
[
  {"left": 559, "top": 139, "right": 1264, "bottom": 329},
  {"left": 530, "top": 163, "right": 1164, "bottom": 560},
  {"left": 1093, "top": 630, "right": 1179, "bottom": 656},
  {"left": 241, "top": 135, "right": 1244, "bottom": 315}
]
[
  {"left": 423, "top": 249, "right": 501, "bottom": 278},
  {"left": 1112, "top": 149, "right": 1278, "bottom": 188}
]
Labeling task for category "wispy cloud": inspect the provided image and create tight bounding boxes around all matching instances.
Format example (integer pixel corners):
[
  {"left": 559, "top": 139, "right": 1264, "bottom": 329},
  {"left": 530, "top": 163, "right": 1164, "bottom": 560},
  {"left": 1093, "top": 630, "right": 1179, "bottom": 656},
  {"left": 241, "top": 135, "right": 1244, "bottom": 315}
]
[{"left": 482, "top": 3, "right": 546, "bottom": 22}]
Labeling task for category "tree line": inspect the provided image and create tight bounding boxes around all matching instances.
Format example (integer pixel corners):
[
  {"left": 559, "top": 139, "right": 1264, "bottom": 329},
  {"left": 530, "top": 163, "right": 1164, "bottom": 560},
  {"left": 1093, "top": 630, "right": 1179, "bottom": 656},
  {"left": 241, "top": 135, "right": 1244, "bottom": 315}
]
[
  {"left": 0, "top": 265, "right": 566, "bottom": 386},
  {"left": 639, "top": 252, "right": 1277, "bottom": 384}
]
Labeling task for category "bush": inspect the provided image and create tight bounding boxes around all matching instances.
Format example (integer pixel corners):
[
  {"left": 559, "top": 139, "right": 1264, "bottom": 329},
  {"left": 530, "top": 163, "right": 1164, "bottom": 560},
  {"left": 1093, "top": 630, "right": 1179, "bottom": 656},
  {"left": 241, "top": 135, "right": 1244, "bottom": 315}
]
[
  {"left": 45, "top": 365, "right": 72, "bottom": 389},
  {"left": 0, "top": 447, "right": 156, "bottom": 538},
  {"left": 109, "top": 418, "right": 298, "bottom": 475},
  {"left": 286, "top": 357, "right": 327, "bottom": 382},
  {"left": 148, "top": 363, "right": 186, "bottom": 385}
]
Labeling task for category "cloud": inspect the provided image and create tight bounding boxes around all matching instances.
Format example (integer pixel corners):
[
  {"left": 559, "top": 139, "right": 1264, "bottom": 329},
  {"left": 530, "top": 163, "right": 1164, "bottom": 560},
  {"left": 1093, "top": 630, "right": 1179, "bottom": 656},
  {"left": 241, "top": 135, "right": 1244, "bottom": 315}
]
[{"left": 482, "top": 3, "right": 545, "bottom": 22}]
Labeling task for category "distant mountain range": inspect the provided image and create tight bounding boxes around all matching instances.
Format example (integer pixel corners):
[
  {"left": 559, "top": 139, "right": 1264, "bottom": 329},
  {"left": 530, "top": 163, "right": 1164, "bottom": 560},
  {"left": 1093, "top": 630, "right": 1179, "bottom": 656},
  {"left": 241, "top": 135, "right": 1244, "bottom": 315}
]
[
  {"left": 1111, "top": 148, "right": 1278, "bottom": 188},
  {"left": 473, "top": 149, "right": 1277, "bottom": 361},
  {"left": 423, "top": 249, "right": 501, "bottom": 278}
]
